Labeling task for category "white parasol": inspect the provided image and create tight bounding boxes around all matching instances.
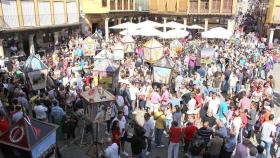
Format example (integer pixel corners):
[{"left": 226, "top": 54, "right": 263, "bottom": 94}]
[
  {"left": 164, "top": 21, "right": 187, "bottom": 29},
  {"left": 160, "top": 29, "right": 189, "bottom": 39},
  {"left": 136, "top": 26, "right": 163, "bottom": 37},
  {"left": 110, "top": 22, "right": 137, "bottom": 29},
  {"left": 119, "top": 28, "right": 139, "bottom": 36},
  {"left": 201, "top": 27, "right": 232, "bottom": 39},
  {"left": 186, "top": 24, "right": 204, "bottom": 30},
  {"left": 136, "top": 20, "right": 163, "bottom": 28}
]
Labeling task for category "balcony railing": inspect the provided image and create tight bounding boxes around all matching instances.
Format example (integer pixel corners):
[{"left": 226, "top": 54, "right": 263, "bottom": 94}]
[{"left": 0, "top": 13, "right": 79, "bottom": 30}]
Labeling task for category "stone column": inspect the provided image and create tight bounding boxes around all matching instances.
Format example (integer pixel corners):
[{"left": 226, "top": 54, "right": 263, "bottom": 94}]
[
  {"left": 183, "top": 18, "right": 187, "bottom": 31},
  {"left": 204, "top": 18, "right": 209, "bottom": 31},
  {"left": 105, "top": 18, "right": 109, "bottom": 42},
  {"left": 163, "top": 17, "right": 167, "bottom": 32},
  {"left": 129, "top": 17, "right": 133, "bottom": 23},
  {"left": 0, "top": 39, "right": 4, "bottom": 58},
  {"left": 138, "top": 17, "right": 141, "bottom": 23},
  {"left": 54, "top": 32, "right": 59, "bottom": 45},
  {"left": 118, "top": 18, "right": 122, "bottom": 24},
  {"left": 227, "top": 19, "right": 235, "bottom": 33},
  {"left": 29, "top": 34, "right": 35, "bottom": 55},
  {"left": 269, "top": 28, "right": 275, "bottom": 47}
]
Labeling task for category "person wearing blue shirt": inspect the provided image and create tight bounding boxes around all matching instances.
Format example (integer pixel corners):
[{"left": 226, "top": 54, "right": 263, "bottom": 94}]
[
  {"left": 218, "top": 97, "right": 230, "bottom": 124},
  {"left": 75, "top": 45, "right": 83, "bottom": 57}
]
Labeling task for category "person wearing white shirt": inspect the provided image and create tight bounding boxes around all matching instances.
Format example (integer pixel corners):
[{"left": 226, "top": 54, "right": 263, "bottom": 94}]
[
  {"left": 260, "top": 114, "right": 276, "bottom": 158},
  {"left": 34, "top": 103, "right": 48, "bottom": 121},
  {"left": 143, "top": 113, "right": 155, "bottom": 156},
  {"left": 104, "top": 138, "right": 119, "bottom": 158},
  {"left": 129, "top": 83, "right": 139, "bottom": 111},
  {"left": 208, "top": 93, "right": 220, "bottom": 117},
  {"left": 112, "top": 111, "right": 128, "bottom": 156}
]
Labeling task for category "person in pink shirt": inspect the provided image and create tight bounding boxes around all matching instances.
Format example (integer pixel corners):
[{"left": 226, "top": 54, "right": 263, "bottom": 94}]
[
  {"left": 161, "top": 86, "right": 170, "bottom": 109},
  {"left": 238, "top": 91, "right": 251, "bottom": 111},
  {"left": 150, "top": 87, "right": 161, "bottom": 113}
]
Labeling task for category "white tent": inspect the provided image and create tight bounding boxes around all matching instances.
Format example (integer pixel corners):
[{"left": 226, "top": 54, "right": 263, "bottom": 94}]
[
  {"left": 136, "top": 20, "right": 163, "bottom": 28},
  {"left": 187, "top": 24, "right": 204, "bottom": 30},
  {"left": 94, "top": 49, "right": 114, "bottom": 60},
  {"left": 136, "top": 27, "right": 163, "bottom": 37},
  {"left": 160, "top": 29, "right": 189, "bottom": 39},
  {"left": 110, "top": 22, "right": 137, "bottom": 29},
  {"left": 164, "top": 21, "right": 187, "bottom": 29},
  {"left": 119, "top": 28, "right": 139, "bottom": 36},
  {"left": 201, "top": 27, "right": 232, "bottom": 39},
  {"left": 122, "top": 35, "right": 135, "bottom": 43}
]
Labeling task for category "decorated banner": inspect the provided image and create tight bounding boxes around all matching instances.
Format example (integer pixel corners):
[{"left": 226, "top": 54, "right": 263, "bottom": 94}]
[
  {"left": 83, "top": 37, "right": 96, "bottom": 56},
  {"left": 153, "top": 67, "right": 172, "bottom": 84},
  {"left": 170, "top": 40, "right": 183, "bottom": 54},
  {"left": 27, "top": 69, "right": 48, "bottom": 91}
]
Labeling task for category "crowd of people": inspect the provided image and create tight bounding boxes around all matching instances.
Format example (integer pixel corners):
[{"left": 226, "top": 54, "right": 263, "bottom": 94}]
[{"left": 0, "top": 27, "right": 279, "bottom": 158}]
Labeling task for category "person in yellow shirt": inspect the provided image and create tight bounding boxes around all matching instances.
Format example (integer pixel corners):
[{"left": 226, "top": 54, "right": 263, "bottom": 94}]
[{"left": 154, "top": 107, "right": 166, "bottom": 147}]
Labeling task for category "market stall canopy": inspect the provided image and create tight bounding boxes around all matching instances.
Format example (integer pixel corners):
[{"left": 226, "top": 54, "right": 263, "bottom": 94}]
[
  {"left": 160, "top": 29, "right": 189, "bottom": 39},
  {"left": 94, "top": 49, "right": 114, "bottom": 60},
  {"left": 0, "top": 117, "right": 57, "bottom": 151},
  {"left": 136, "top": 27, "right": 163, "bottom": 37},
  {"left": 187, "top": 24, "right": 204, "bottom": 30},
  {"left": 201, "top": 27, "right": 232, "bottom": 39},
  {"left": 143, "top": 38, "right": 163, "bottom": 63},
  {"left": 24, "top": 54, "right": 48, "bottom": 72},
  {"left": 136, "top": 20, "right": 163, "bottom": 28},
  {"left": 119, "top": 28, "right": 139, "bottom": 36},
  {"left": 153, "top": 56, "right": 175, "bottom": 68},
  {"left": 110, "top": 22, "right": 137, "bottom": 29},
  {"left": 164, "top": 21, "right": 187, "bottom": 29},
  {"left": 201, "top": 46, "right": 215, "bottom": 58},
  {"left": 93, "top": 59, "right": 119, "bottom": 72}
]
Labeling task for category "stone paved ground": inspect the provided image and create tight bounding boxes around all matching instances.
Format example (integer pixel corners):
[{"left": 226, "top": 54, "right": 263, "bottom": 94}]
[{"left": 60, "top": 64, "right": 280, "bottom": 158}]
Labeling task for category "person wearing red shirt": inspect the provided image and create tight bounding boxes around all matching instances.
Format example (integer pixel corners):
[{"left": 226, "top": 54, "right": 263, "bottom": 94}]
[
  {"left": 183, "top": 120, "right": 198, "bottom": 154},
  {"left": 168, "top": 121, "right": 182, "bottom": 158},
  {"left": 111, "top": 120, "right": 121, "bottom": 156},
  {"left": 0, "top": 111, "right": 9, "bottom": 135}
]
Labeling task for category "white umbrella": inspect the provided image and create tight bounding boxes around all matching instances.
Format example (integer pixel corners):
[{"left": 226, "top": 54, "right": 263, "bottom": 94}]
[
  {"left": 119, "top": 28, "right": 139, "bottom": 36},
  {"left": 201, "top": 27, "right": 232, "bottom": 39},
  {"left": 136, "top": 20, "right": 163, "bottom": 28},
  {"left": 136, "top": 27, "right": 163, "bottom": 37},
  {"left": 164, "top": 21, "right": 187, "bottom": 29},
  {"left": 187, "top": 24, "right": 204, "bottom": 30},
  {"left": 110, "top": 22, "right": 137, "bottom": 29},
  {"left": 160, "top": 29, "right": 189, "bottom": 39}
]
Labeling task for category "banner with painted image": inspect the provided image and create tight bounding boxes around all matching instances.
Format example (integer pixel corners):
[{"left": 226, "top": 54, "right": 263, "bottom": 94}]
[
  {"left": 153, "top": 67, "right": 172, "bottom": 84},
  {"left": 27, "top": 69, "right": 48, "bottom": 90}
]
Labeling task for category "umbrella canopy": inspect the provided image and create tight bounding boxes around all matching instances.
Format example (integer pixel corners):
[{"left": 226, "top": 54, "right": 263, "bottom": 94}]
[
  {"left": 110, "top": 22, "right": 137, "bottom": 29},
  {"left": 164, "top": 21, "right": 187, "bottom": 29},
  {"left": 24, "top": 54, "right": 48, "bottom": 72},
  {"left": 201, "top": 27, "right": 232, "bottom": 39},
  {"left": 187, "top": 24, "right": 204, "bottom": 30},
  {"left": 144, "top": 38, "right": 164, "bottom": 63},
  {"left": 160, "top": 29, "right": 189, "bottom": 39},
  {"left": 94, "top": 49, "right": 114, "bottom": 60},
  {"left": 136, "top": 27, "right": 163, "bottom": 37},
  {"left": 119, "top": 28, "right": 139, "bottom": 36},
  {"left": 136, "top": 20, "right": 163, "bottom": 28}
]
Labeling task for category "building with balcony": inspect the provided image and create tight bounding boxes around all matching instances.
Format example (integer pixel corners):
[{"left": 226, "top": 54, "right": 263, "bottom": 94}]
[
  {"left": 0, "top": 0, "right": 80, "bottom": 58},
  {"left": 265, "top": 0, "right": 280, "bottom": 46},
  {"left": 80, "top": 0, "right": 237, "bottom": 42}
]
